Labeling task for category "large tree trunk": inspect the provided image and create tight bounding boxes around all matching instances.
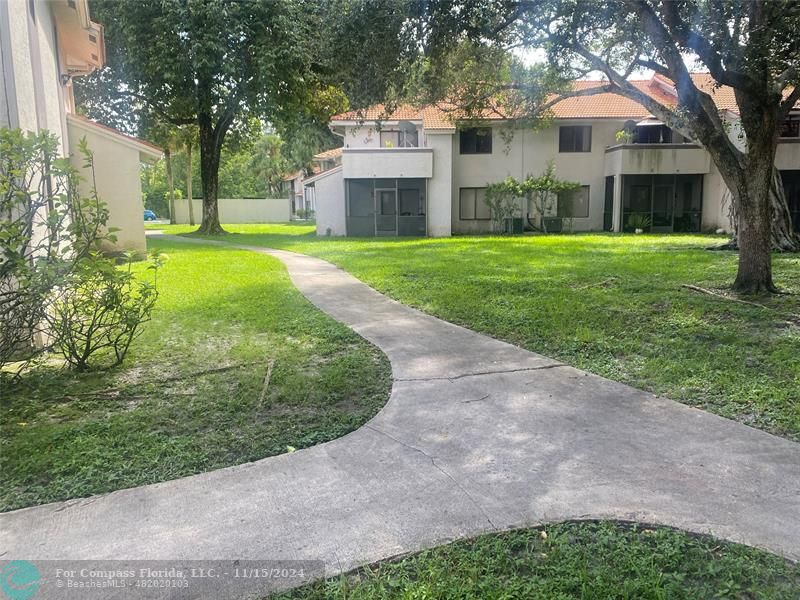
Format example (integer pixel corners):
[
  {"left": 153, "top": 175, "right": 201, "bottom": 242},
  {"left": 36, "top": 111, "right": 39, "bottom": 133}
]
[
  {"left": 709, "top": 91, "right": 798, "bottom": 293},
  {"left": 185, "top": 142, "right": 195, "bottom": 227},
  {"left": 165, "top": 148, "right": 175, "bottom": 225},
  {"left": 731, "top": 164, "right": 777, "bottom": 293},
  {"left": 720, "top": 167, "right": 800, "bottom": 253},
  {"left": 197, "top": 114, "right": 225, "bottom": 235}
]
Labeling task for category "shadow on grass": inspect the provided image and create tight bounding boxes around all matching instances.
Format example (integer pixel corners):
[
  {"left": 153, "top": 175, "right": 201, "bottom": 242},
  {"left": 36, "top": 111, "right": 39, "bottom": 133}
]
[{"left": 0, "top": 242, "right": 392, "bottom": 512}]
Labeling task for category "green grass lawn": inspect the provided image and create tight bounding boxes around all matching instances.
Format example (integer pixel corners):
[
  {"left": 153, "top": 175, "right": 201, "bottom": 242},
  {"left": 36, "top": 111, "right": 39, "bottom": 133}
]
[
  {"left": 277, "top": 521, "right": 800, "bottom": 599},
  {"left": 0, "top": 238, "right": 391, "bottom": 511},
  {"left": 150, "top": 223, "right": 800, "bottom": 441}
]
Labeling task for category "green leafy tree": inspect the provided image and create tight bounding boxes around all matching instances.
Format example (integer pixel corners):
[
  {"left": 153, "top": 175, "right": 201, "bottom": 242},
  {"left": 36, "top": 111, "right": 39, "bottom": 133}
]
[
  {"left": 81, "top": 0, "right": 341, "bottom": 234},
  {"left": 388, "top": 1, "right": 800, "bottom": 293},
  {"left": 249, "top": 134, "right": 290, "bottom": 197},
  {"left": 486, "top": 163, "right": 580, "bottom": 233},
  {"left": 485, "top": 177, "right": 524, "bottom": 233}
]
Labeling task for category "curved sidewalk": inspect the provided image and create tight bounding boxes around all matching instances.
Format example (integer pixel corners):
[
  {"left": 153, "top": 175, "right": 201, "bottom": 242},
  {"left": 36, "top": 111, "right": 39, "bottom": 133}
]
[{"left": 2, "top": 238, "right": 799, "bottom": 597}]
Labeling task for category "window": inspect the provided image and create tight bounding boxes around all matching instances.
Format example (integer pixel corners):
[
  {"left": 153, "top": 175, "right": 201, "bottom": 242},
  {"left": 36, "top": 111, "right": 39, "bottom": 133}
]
[
  {"left": 559, "top": 125, "right": 592, "bottom": 152},
  {"left": 635, "top": 125, "right": 673, "bottom": 144},
  {"left": 379, "top": 129, "right": 419, "bottom": 147},
  {"left": 557, "top": 185, "right": 590, "bottom": 218},
  {"left": 459, "top": 128, "right": 492, "bottom": 154},
  {"left": 780, "top": 114, "right": 800, "bottom": 138},
  {"left": 459, "top": 188, "right": 490, "bottom": 220},
  {"left": 347, "top": 180, "right": 373, "bottom": 217},
  {"left": 379, "top": 131, "right": 399, "bottom": 148}
]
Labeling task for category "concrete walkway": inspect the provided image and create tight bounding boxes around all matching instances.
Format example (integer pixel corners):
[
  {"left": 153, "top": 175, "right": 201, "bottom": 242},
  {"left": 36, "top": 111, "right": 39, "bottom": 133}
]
[{"left": 2, "top": 238, "right": 799, "bottom": 597}]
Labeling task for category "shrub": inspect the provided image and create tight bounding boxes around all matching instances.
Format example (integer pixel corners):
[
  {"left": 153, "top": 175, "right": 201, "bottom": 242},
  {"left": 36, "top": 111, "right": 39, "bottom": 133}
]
[
  {"left": 485, "top": 177, "right": 523, "bottom": 233},
  {"left": 485, "top": 162, "right": 580, "bottom": 234},
  {"left": 47, "top": 251, "right": 162, "bottom": 371},
  {"left": 0, "top": 128, "right": 160, "bottom": 371},
  {"left": 1, "top": 129, "right": 95, "bottom": 366}
]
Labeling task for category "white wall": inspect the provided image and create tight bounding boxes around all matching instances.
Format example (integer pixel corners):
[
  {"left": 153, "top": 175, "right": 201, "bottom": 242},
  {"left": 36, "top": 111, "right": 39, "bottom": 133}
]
[
  {"left": 68, "top": 120, "right": 146, "bottom": 253},
  {"left": 345, "top": 125, "right": 381, "bottom": 148},
  {"left": 700, "top": 141, "right": 798, "bottom": 234},
  {"left": 313, "top": 170, "right": 346, "bottom": 236},
  {"left": 342, "top": 148, "right": 433, "bottom": 179},
  {"left": 427, "top": 133, "right": 453, "bottom": 236},
  {"left": 173, "top": 198, "right": 291, "bottom": 225}
]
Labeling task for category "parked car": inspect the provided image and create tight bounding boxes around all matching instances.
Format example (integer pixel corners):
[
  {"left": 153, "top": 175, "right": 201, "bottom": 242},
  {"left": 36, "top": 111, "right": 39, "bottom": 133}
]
[{"left": 144, "top": 210, "right": 157, "bottom": 221}]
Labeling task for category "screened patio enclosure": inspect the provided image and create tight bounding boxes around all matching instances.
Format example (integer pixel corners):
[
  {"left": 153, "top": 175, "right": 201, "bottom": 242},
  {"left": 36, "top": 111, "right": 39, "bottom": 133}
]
[
  {"left": 346, "top": 178, "right": 427, "bottom": 236},
  {"left": 622, "top": 174, "right": 703, "bottom": 232}
]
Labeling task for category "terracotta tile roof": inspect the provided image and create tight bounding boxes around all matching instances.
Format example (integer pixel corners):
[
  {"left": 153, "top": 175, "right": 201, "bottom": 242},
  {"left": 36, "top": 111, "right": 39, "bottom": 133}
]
[
  {"left": 312, "top": 147, "right": 343, "bottom": 160},
  {"left": 548, "top": 80, "right": 652, "bottom": 119},
  {"left": 331, "top": 73, "right": 800, "bottom": 127},
  {"left": 282, "top": 162, "right": 323, "bottom": 182}
]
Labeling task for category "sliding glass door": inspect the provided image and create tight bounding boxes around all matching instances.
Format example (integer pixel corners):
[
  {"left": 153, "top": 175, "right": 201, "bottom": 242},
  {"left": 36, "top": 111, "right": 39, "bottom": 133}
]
[
  {"left": 622, "top": 175, "right": 703, "bottom": 232},
  {"left": 375, "top": 188, "right": 397, "bottom": 236},
  {"left": 651, "top": 184, "right": 675, "bottom": 232}
]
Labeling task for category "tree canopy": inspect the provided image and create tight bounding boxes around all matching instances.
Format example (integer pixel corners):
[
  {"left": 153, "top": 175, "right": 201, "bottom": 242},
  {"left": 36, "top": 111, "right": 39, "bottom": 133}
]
[
  {"left": 81, "top": 0, "right": 346, "bottom": 234},
  {"left": 368, "top": 0, "right": 800, "bottom": 292}
]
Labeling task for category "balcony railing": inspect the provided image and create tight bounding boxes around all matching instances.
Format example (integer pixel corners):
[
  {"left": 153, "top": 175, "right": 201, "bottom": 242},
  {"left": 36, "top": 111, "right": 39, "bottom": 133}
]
[
  {"left": 342, "top": 147, "right": 433, "bottom": 179},
  {"left": 604, "top": 143, "right": 711, "bottom": 175}
]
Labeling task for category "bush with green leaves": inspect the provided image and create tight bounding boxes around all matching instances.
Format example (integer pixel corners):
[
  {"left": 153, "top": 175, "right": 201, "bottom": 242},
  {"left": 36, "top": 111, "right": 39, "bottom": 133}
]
[
  {"left": 627, "top": 214, "right": 653, "bottom": 232},
  {"left": 0, "top": 127, "right": 160, "bottom": 371},
  {"left": 485, "top": 162, "right": 580, "bottom": 234},
  {"left": 47, "top": 251, "right": 163, "bottom": 371},
  {"left": 485, "top": 176, "right": 523, "bottom": 233}
]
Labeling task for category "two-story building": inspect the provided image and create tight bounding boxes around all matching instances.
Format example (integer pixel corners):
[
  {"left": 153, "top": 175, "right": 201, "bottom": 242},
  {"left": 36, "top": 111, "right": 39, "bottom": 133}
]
[
  {"left": 284, "top": 147, "right": 343, "bottom": 218},
  {"left": 308, "top": 73, "right": 799, "bottom": 237},
  {"left": 1, "top": 0, "right": 162, "bottom": 253}
]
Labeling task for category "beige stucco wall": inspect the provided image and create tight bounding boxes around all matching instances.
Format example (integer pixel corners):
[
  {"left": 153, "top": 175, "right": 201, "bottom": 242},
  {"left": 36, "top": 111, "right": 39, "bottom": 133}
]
[
  {"left": 67, "top": 120, "right": 146, "bottom": 253},
  {"left": 1, "top": 0, "right": 68, "bottom": 151},
  {"left": 701, "top": 141, "right": 798, "bottom": 234},
  {"left": 345, "top": 125, "right": 381, "bottom": 148},
  {"left": 451, "top": 120, "right": 625, "bottom": 233},
  {"left": 312, "top": 170, "right": 346, "bottom": 236},
  {"left": 701, "top": 166, "right": 733, "bottom": 232},
  {"left": 604, "top": 145, "right": 711, "bottom": 175},
  {"left": 776, "top": 141, "right": 800, "bottom": 171},
  {"left": 173, "top": 198, "right": 291, "bottom": 225}
]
